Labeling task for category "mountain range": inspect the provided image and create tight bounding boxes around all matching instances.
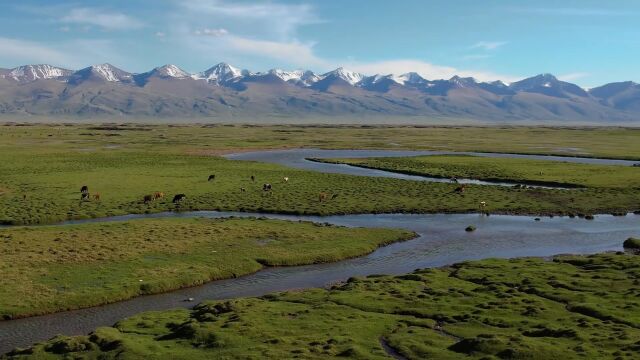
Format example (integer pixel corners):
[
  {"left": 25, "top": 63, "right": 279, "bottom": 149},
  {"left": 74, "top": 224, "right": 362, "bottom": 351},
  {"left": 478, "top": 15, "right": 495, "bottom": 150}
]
[{"left": 1, "top": 63, "right": 639, "bottom": 122}]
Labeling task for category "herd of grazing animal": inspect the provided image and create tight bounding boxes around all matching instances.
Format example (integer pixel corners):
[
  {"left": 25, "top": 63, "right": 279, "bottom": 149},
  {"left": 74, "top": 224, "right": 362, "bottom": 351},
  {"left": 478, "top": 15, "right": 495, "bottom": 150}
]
[
  {"left": 79, "top": 185, "right": 100, "bottom": 202},
  {"left": 73, "top": 170, "right": 491, "bottom": 212},
  {"left": 74, "top": 171, "right": 351, "bottom": 210}
]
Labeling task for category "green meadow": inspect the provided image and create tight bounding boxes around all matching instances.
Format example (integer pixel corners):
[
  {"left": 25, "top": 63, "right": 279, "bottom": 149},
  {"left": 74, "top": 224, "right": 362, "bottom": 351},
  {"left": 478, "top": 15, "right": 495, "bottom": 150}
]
[
  {"left": 0, "top": 217, "right": 414, "bottom": 319},
  {"left": 8, "top": 251, "right": 640, "bottom": 359},
  {"left": 1, "top": 125, "right": 640, "bottom": 225},
  {"left": 318, "top": 154, "right": 640, "bottom": 188},
  {"left": 1, "top": 124, "right": 640, "bottom": 358}
]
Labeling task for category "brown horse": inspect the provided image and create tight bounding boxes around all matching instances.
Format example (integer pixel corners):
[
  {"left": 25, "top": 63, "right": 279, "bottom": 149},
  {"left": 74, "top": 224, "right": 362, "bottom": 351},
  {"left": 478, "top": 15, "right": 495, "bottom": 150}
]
[
  {"left": 93, "top": 193, "right": 101, "bottom": 201},
  {"left": 153, "top": 191, "right": 164, "bottom": 200},
  {"left": 319, "top": 192, "right": 328, "bottom": 202}
]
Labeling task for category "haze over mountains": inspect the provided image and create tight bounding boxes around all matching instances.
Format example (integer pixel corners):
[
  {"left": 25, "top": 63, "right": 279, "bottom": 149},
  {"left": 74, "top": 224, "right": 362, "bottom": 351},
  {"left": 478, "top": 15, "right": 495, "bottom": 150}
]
[{"left": 1, "top": 63, "right": 639, "bottom": 123}]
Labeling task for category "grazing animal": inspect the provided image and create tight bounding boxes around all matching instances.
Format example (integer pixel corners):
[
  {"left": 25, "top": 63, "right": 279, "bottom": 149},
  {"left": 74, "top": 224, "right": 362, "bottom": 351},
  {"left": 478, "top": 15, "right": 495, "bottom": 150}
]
[
  {"left": 240, "top": 187, "right": 246, "bottom": 192},
  {"left": 208, "top": 174, "right": 216, "bottom": 181},
  {"left": 262, "top": 183, "right": 272, "bottom": 191},
  {"left": 22, "top": 194, "right": 26, "bottom": 200},
  {"left": 93, "top": 193, "right": 101, "bottom": 201},
  {"left": 172, "top": 194, "right": 186, "bottom": 204},
  {"left": 283, "top": 177, "right": 289, "bottom": 182},
  {"left": 250, "top": 175, "right": 255, "bottom": 182},
  {"left": 319, "top": 192, "right": 328, "bottom": 202},
  {"left": 81, "top": 193, "right": 90, "bottom": 201},
  {"left": 80, "top": 185, "right": 89, "bottom": 194},
  {"left": 454, "top": 184, "right": 467, "bottom": 194},
  {"left": 153, "top": 191, "right": 164, "bottom": 200},
  {"left": 451, "top": 177, "right": 459, "bottom": 184},
  {"left": 143, "top": 194, "right": 154, "bottom": 204}
]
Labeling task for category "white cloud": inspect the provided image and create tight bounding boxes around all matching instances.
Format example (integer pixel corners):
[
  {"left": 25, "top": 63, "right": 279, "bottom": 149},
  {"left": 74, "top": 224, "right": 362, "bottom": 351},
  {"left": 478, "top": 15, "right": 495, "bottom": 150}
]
[
  {"left": 194, "top": 28, "right": 229, "bottom": 37},
  {"left": 176, "top": 0, "right": 320, "bottom": 40},
  {"left": 471, "top": 41, "right": 507, "bottom": 51},
  {"left": 0, "top": 37, "right": 126, "bottom": 69},
  {"left": 558, "top": 72, "right": 590, "bottom": 81},
  {"left": 61, "top": 8, "right": 144, "bottom": 30},
  {"left": 343, "top": 59, "right": 519, "bottom": 82},
  {"left": 155, "top": 32, "right": 166, "bottom": 38},
  {"left": 0, "top": 37, "right": 72, "bottom": 65}
]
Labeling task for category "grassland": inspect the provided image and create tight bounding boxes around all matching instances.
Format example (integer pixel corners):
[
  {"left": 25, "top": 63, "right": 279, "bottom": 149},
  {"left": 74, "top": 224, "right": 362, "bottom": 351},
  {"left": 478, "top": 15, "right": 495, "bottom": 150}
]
[
  {"left": 1, "top": 125, "right": 640, "bottom": 225},
  {"left": 2, "top": 123, "right": 640, "bottom": 159},
  {"left": 8, "top": 251, "right": 640, "bottom": 359},
  {"left": 0, "top": 217, "right": 414, "bottom": 319},
  {"left": 319, "top": 154, "right": 640, "bottom": 188}
]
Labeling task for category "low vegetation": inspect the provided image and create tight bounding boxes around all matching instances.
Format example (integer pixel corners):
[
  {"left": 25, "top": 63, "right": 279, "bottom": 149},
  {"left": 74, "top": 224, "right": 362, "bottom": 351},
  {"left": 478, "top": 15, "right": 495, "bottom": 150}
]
[
  {"left": 318, "top": 154, "right": 640, "bottom": 188},
  {"left": 8, "top": 251, "right": 640, "bottom": 359},
  {"left": 0, "top": 217, "right": 414, "bottom": 319},
  {"left": 1, "top": 146, "right": 640, "bottom": 225},
  {"left": 623, "top": 237, "right": 640, "bottom": 250}
]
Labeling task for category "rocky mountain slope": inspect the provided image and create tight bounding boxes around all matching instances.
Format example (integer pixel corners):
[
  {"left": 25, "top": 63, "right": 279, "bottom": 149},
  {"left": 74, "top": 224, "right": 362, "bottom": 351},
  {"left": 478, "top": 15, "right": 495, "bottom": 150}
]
[{"left": 0, "top": 63, "right": 638, "bottom": 122}]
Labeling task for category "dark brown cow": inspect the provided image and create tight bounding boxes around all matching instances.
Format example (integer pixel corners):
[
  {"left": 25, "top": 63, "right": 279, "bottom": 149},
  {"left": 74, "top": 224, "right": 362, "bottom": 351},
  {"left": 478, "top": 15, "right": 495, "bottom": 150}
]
[
  {"left": 143, "top": 194, "right": 153, "bottom": 204},
  {"left": 208, "top": 174, "right": 216, "bottom": 181},
  {"left": 173, "top": 194, "right": 186, "bottom": 203},
  {"left": 454, "top": 184, "right": 467, "bottom": 194}
]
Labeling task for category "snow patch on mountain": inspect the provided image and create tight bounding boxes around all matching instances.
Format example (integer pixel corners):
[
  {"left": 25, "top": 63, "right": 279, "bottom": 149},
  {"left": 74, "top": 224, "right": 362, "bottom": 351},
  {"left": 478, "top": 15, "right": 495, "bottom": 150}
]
[
  {"left": 155, "top": 64, "right": 190, "bottom": 78},
  {"left": 6, "top": 65, "right": 71, "bottom": 82},
  {"left": 324, "top": 67, "right": 365, "bottom": 85},
  {"left": 195, "top": 63, "right": 243, "bottom": 84}
]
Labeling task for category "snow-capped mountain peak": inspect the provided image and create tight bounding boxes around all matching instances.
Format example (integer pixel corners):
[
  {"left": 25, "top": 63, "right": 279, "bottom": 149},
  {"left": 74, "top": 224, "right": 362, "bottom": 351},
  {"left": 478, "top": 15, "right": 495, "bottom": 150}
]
[
  {"left": 154, "top": 64, "right": 190, "bottom": 78},
  {"left": 90, "top": 63, "right": 131, "bottom": 82},
  {"left": 196, "top": 63, "right": 243, "bottom": 84},
  {"left": 268, "top": 69, "right": 304, "bottom": 82},
  {"left": 397, "top": 72, "right": 427, "bottom": 85},
  {"left": 325, "top": 67, "right": 365, "bottom": 85},
  {"left": 449, "top": 75, "right": 477, "bottom": 87},
  {"left": 6, "top": 64, "right": 71, "bottom": 82}
]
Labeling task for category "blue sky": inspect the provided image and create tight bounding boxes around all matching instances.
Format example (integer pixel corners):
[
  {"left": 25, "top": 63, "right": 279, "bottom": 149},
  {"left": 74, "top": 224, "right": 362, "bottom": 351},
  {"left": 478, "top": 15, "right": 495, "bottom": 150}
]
[{"left": 0, "top": 0, "right": 638, "bottom": 86}]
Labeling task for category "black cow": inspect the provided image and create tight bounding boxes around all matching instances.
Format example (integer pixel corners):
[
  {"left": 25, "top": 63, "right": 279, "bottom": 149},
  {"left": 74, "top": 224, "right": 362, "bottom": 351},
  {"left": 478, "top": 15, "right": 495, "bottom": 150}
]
[
  {"left": 251, "top": 175, "right": 255, "bottom": 182},
  {"left": 208, "top": 174, "right": 216, "bottom": 181},
  {"left": 172, "top": 194, "right": 187, "bottom": 203},
  {"left": 262, "top": 183, "right": 272, "bottom": 192},
  {"left": 81, "top": 185, "right": 89, "bottom": 194}
]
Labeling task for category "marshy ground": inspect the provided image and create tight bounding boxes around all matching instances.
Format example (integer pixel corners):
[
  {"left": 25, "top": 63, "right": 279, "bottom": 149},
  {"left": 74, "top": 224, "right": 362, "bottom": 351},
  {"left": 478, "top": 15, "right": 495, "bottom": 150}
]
[
  {"left": 1, "top": 123, "right": 639, "bottom": 358},
  {"left": 7, "top": 252, "right": 640, "bottom": 359}
]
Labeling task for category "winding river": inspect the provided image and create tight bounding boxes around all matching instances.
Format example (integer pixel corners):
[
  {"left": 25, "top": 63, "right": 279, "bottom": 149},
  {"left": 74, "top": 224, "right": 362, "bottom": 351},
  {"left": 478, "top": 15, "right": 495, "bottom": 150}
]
[{"left": 1, "top": 149, "right": 639, "bottom": 353}]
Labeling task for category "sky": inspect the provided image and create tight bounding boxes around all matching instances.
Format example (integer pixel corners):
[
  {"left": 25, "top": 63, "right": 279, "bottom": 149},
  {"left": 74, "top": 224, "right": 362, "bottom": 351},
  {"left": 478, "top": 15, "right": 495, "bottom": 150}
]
[{"left": 0, "top": 0, "right": 638, "bottom": 87}]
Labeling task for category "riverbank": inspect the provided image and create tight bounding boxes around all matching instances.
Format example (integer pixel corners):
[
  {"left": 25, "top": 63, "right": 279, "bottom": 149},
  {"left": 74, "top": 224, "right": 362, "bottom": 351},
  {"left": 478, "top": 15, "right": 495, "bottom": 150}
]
[
  {"left": 7, "top": 251, "right": 639, "bottom": 359},
  {"left": 313, "top": 154, "right": 640, "bottom": 188},
  {"left": 0, "top": 217, "right": 414, "bottom": 320},
  {"left": 1, "top": 211, "right": 638, "bottom": 354}
]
